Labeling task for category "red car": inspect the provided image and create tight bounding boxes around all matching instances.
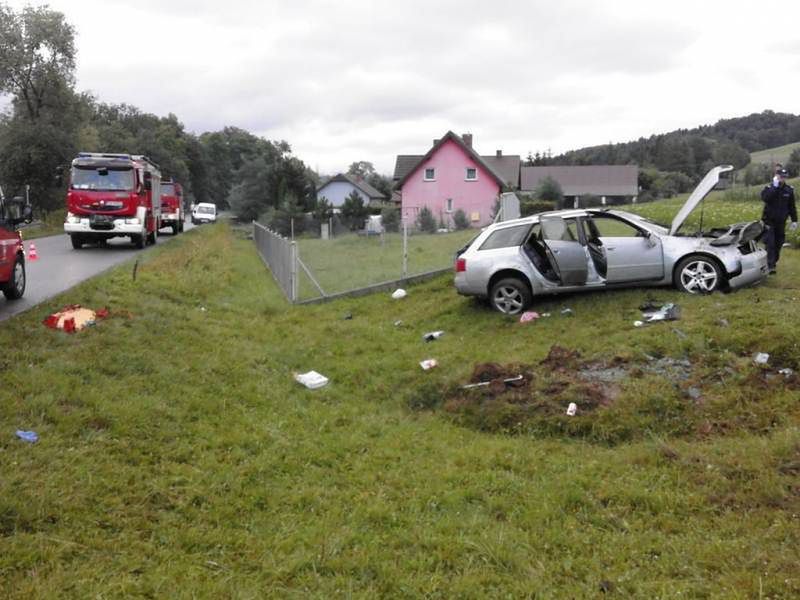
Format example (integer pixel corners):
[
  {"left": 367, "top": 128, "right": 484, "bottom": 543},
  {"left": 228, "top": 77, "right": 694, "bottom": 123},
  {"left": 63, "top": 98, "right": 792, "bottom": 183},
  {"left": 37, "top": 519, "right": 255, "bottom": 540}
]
[{"left": 0, "top": 195, "right": 33, "bottom": 300}]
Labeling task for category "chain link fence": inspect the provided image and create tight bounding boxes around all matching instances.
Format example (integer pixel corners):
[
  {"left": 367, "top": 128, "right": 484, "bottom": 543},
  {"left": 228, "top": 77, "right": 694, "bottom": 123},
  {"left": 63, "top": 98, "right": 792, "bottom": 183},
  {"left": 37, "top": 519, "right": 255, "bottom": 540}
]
[{"left": 253, "top": 219, "right": 476, "bottom": 304}]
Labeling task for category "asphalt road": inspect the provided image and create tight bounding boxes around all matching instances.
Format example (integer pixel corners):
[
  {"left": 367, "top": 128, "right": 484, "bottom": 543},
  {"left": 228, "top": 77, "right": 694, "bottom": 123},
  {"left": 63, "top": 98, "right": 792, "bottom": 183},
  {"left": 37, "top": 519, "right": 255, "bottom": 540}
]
[{"left": 0, "top": 219, "right": 195, "bottom": 322}]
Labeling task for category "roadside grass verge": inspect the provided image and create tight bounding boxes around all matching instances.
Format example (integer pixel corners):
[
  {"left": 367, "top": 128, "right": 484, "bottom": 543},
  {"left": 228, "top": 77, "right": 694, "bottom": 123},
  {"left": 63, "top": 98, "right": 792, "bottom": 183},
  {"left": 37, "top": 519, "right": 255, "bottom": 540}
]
[
  {"left": 296, "top": 229, "right": 475, "bottom": 299},
  {"left": 20, "top": 208, "right": 67, "bottom": 241},
  {"left": 1, "top": 222, "right": 800, "bottom": 597}
]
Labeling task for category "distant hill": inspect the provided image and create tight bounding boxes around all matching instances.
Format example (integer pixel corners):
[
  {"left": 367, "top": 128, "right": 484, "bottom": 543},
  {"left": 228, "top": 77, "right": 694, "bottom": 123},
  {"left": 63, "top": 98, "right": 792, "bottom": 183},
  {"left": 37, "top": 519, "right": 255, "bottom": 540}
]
[
  {"left": 749, "top": 141, "right": 800, "bottom": 167},
  {"left": 545, "top": 110, "right": 800, "bottom": 180}
]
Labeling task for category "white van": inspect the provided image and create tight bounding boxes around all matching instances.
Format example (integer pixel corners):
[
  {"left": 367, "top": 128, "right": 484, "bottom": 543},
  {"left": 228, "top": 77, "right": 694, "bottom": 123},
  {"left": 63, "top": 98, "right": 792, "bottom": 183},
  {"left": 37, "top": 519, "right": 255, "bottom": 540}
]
[{"left": 191, "top": 203, "right": 217, "bottom": 225}]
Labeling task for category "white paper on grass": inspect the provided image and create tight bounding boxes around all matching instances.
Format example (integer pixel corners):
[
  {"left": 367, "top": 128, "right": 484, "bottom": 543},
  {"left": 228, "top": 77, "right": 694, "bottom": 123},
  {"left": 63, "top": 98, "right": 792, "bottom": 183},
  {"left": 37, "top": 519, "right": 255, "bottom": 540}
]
[
  {"left": 295, "top": 371, "right": 329, "bottom": 389},
  {"left": 391, "top": 289, "right": 407, "bottom": 300}
]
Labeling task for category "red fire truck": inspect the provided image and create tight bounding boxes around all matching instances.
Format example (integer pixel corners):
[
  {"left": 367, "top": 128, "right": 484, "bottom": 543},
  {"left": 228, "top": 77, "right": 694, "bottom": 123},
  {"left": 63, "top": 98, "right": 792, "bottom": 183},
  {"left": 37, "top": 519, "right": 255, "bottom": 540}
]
[
  {"left": 64, "top": 153, "right": 161, "bottom": 249},
  {"left": 159, "top": 179, "right": 184, "bottom": 235},
  {"left": 0, "top": 188, "right": 33, "bottom": 300}
]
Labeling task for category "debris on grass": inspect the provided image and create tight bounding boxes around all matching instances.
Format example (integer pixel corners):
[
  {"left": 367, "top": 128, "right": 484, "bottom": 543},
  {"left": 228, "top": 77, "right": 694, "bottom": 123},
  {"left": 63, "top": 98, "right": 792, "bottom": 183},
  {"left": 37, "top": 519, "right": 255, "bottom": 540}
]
[
  {"left": 462, "top": 374, "right": 524, "bottom": 389},
  {"left": 391, "top": 288, "right": 407, "bottom": 300},
  {"left": 422, "top": 331, "right": 444, "bottom": 342},
  {"left": 294, "top": 371, "right": 329, "bottom": 389},
  {"left": 566, "top": 402, "right": 578, "bottom": 416},
  {"left": 15, "top": 430, "right": 38, "bottom": 443},
  {"left": 643, "top": 303, "right": 680, "bottom": 322},
  {"left": 343, "top": 312, "right": 353, "bottom": 320},
  {"left": 43, "top": 305, "right": 109, "bottom": 333},
  {"left": 633, "top": 320, "right": 645, "bottom": 328},
  {"left": 420, "top": 359, "right": 438, "bottom": 370},
  {"left": 560, "top": 308, "right": 574, "bottom": 316},
  {"left": 393, "top": 320, "right": 403, "bottom": 327},
  {"left": 753, "top": 352, "right": 770, "bottom": 365},
  {"left": 519, "top": 311, "right": 539, "bottom": 323}
]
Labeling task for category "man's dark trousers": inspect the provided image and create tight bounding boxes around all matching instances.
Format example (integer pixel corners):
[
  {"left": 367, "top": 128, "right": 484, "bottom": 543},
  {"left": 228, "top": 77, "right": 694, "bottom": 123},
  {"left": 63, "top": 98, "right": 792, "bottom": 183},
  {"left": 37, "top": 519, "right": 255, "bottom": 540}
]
[{"left": 762, "top": 222, "right": 785, "bottom": 269}]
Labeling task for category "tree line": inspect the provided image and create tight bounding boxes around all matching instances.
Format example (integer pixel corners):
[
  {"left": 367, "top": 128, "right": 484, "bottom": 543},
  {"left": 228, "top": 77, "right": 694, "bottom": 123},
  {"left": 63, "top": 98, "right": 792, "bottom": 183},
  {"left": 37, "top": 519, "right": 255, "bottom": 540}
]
[{"left": 0, "top": 3, "right": 316, "bottom": 222}]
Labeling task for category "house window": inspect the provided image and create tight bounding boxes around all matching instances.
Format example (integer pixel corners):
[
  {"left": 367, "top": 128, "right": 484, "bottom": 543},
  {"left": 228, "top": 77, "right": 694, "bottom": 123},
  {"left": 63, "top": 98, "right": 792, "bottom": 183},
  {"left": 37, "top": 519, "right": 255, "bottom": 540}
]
[
  {"left": 446, "top": 198, "right": 453, "bottom": 213},
  {"left": 465, "top": 167, "right": 477, "bottom": 181},
  {"left": 424, "top": 168, "right": 435, "bottom": 181}
]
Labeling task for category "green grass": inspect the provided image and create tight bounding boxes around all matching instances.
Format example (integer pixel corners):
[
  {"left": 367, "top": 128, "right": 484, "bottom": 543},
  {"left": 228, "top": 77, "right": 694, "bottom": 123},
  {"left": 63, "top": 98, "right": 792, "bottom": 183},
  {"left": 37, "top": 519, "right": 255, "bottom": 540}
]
[
  {"left": 2, "top": 221, "right": 800, "bottom": 597},
  {"left": 750, "top": 141, "right": 800, "bottom": 166},
  {"left": 20, "top": 208, "right": 67, "bottom": 241},
  {"left": 296, "top": 230, "right": 475, "bottom": 299}
]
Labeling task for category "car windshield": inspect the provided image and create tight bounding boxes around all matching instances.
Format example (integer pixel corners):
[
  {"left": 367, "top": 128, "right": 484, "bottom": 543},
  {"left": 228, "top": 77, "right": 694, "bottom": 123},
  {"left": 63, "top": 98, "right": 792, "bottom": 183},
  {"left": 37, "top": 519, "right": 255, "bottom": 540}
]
[
  {"left": 161, "top": 183, "right": 175, "bottom": 196},
  {"left": 71, "top": 166, "right": 134, "bottom": 191},
  {"left": 198, "top": 206, "right": 215, "bottom": 214}
]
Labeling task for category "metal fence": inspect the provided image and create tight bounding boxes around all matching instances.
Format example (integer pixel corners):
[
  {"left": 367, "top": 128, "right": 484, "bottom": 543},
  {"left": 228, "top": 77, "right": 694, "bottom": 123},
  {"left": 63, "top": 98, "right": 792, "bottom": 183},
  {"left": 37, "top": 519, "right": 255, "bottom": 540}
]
[
  {"left": 253, "top": 221, "right": 297, "bottom": 302},
  {"left": 253, "top": 219, "right": 465, "bottom": 305}
]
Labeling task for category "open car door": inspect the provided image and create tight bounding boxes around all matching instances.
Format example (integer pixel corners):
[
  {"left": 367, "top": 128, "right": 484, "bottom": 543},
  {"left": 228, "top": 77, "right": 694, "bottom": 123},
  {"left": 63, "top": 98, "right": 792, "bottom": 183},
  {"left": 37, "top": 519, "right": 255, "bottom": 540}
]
[{"left": 539, "top": 215, "right": 588, "bottom": 285}]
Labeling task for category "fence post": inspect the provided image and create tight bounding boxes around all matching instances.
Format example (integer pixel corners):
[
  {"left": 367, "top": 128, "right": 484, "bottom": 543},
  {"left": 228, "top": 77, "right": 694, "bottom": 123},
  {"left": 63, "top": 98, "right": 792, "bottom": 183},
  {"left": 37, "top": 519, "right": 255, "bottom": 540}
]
[
  {"left": 291, "top": 240, "right": 298, "bottom": 302},
  {"left": 402, "top": 220, "right": 408, "bottom": 278}
]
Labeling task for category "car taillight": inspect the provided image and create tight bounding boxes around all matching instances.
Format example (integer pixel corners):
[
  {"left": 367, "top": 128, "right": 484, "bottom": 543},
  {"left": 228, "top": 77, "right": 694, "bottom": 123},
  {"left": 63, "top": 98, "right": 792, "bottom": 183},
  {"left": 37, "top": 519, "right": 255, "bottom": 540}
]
[{"left": 455, "top": 258, "right": 466, "bottom": 272}]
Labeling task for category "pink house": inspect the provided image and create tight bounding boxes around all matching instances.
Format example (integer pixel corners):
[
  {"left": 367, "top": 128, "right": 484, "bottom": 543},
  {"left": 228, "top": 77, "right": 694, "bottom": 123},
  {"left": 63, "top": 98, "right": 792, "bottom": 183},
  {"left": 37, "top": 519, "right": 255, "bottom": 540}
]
[{"left": 394, "top": 131, "right": 519, "bottom": 228}]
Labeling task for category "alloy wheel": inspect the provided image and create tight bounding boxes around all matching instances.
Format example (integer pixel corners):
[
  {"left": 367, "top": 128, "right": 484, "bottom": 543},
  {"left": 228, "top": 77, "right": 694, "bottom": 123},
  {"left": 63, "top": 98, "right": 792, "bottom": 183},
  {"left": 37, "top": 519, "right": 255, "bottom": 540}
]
[{"left": 680, "top": 260, "right": 718, "bottom": 293}]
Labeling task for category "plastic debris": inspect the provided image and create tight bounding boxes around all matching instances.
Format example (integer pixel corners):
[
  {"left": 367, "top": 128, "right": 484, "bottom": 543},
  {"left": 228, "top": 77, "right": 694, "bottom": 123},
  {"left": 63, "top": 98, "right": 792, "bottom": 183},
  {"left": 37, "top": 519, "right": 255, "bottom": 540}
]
[
  {"left": 419, "top": 359, "right": 438, "bottom": 370},
  {"left": 42, "top": 305, "right": 108, "bottom": 333},
  {"left": 343, "top": 312, "right": 353, "bottom": 320},
  {"left": 541, "top": 313, "right": 551, "bottom": 318},
  {"left": 561, "top": 308, "right": 574, "bottom": 316},
  {"left": 642, "top": 303, "right": 680, "bottom": 322},
  {"left": 633, "top": 321, "right": 644, "bottom": 328},
  {"left": 423, "top": 330, "right": 444, "bottom": 342},
  {"left": 294, "top": 371, "right": 329, "bottom": 389},
  {"left": 753, "top": 352, "right": 770, "bottom": 365},
  {"left": 15, "top": 430, "right": 38, "bottom": 443},
  {"left": 462, "top": 375, "right": 524, "bottom": 389},
  {"left": 391, "top": 289, "right": 407, "bottom": 300},
  {"left": 519, "top": 311, "right": 540, "bottom": 323},
  {"left": 566, "top": 402, "right": 577, "bottom": 416},
  {"left": 200, "top": 306, "right": 207, "bottom": 312},
  {"left": 717, "top": 318, "right": 730, "bottom": 328},
  {"left": 393, "top": 320, "right": 403, "bottom": 327},
  {"left": 778, "top": 368, "right": 794, "bottom": 377}
]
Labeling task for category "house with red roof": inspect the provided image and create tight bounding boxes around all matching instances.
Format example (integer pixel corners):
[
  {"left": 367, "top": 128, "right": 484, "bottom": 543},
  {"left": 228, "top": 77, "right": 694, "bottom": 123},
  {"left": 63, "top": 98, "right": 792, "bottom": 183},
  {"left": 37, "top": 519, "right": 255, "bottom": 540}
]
[{"left": 393, "top": 132, "right": 520, "bottom": 228}]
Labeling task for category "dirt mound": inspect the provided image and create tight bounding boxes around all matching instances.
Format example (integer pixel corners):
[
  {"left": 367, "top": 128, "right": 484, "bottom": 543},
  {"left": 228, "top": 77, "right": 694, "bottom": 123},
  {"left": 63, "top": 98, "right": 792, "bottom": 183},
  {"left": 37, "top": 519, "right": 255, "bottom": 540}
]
[{"left": 540, "top": 345, "right": 581, "bottom": 370}]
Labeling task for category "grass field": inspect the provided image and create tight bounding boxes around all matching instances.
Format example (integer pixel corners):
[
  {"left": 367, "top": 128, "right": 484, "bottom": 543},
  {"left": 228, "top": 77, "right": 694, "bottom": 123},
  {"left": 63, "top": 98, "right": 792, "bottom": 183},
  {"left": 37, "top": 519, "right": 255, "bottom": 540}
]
[
  {"left": 750, "top": 141, "right": 800, "bottom": 167},
  {"left": 296, "top": 230, "right": 475, "bottom": 299},
  {"left": 2, "top": 219, "right": 800, "bottom": 597}
]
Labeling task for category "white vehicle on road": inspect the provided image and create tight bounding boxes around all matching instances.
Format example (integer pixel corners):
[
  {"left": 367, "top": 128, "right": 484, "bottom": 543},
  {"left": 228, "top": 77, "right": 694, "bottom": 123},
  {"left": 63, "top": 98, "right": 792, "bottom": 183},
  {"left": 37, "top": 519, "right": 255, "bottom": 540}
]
[{"left": 191, "top": 203, "right": 217, "bottom": 225}]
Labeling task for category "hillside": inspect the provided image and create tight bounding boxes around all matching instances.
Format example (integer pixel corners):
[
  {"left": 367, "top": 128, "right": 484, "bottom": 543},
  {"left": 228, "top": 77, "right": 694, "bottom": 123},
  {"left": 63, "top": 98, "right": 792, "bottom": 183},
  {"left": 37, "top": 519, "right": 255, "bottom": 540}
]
[
  {"left": 2, "top": 222, "right": 800, "bottom": 596},
  {"left": 750, "top": 141, "right": 800, "bottom": 167},
  {"left": 545, "top": 110, "right": 800, "bottom": 184}
]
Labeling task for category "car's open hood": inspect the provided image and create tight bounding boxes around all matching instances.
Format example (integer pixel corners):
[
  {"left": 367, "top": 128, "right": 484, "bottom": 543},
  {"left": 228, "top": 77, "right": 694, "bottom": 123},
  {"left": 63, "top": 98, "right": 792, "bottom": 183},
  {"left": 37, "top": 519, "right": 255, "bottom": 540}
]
[{"left": 669, "top": 165, "right": 734, "bottom": 235}]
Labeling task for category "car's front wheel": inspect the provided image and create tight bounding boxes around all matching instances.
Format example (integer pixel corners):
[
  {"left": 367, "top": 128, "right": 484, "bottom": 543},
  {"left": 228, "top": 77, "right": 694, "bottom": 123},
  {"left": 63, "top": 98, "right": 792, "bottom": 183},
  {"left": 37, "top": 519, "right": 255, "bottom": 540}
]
[
  {"left": 2, "top": 254, "right": 25, "bottom": 300},
  {"left": 674, "top": 255, "right": 723, "bottom": 294},
  {"left": 489, "top": 277, "right": 532, "bottom": 315}
]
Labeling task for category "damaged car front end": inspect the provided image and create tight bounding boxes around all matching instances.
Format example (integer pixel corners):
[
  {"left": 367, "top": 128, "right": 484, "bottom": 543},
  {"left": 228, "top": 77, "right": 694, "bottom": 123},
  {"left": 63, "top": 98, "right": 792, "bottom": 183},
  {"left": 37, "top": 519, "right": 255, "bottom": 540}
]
[{"left": 455, "top": 165, "right": 768, "bottom": 314}]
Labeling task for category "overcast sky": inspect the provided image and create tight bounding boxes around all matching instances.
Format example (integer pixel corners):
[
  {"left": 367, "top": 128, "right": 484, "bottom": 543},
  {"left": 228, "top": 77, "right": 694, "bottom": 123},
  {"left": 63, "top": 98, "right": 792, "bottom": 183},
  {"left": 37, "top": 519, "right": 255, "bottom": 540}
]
[{"left": 6, "top": 0, "right": 800, "bottom": 174}]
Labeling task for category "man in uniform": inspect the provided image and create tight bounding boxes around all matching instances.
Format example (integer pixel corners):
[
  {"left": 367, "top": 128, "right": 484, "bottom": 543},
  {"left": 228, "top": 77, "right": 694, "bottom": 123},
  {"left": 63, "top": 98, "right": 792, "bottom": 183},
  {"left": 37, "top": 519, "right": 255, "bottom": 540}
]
[{"left": 760, "top": 167, "right": 798, "bottom": 274}]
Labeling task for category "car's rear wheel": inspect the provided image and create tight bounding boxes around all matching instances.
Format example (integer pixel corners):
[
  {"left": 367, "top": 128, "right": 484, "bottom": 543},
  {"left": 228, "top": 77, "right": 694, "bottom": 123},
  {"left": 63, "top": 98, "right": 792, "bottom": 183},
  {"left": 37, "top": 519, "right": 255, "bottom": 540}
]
[
  {"left": 489, "top": 277, "right": 532, "bottom": 315},
  {"left": 2, "top": 254, "right": 25, "bottom": 300},
  {"left": 675, "top": 255, "right": 723, "bottom": 294}
]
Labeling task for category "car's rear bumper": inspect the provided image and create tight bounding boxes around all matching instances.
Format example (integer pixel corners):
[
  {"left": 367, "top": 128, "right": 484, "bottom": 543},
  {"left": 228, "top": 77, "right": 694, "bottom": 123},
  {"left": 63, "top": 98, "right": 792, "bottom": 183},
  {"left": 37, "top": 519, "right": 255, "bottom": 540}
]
[{"left": 728, "top": 249, "right": 768, "bottom": 289}]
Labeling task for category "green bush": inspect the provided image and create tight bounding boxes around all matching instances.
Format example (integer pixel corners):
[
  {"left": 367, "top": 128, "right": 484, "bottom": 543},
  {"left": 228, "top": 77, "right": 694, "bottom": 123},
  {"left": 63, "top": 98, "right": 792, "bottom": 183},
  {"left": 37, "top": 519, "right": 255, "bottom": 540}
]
[
  {"left": 535, "top": 176, "right": 564, "bottom": 208},
  {"left": 520, "top": 199, "right": 555, "bottom": 216},
  {"left": 416, "top": 206, "right": 437, "bottom": 233},
  {"left": 452, "top": 208, "right": 470, "bottom": 230},
  {"left": 381, "top": 206, "right": 400, "bottom": 232}
]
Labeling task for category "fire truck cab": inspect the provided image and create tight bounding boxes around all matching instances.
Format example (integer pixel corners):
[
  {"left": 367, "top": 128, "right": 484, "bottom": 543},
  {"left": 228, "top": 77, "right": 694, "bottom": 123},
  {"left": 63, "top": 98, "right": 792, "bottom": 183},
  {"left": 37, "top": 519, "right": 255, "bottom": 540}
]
[
  {"left": 159, "top": 179, "right": 184, "bottom": 235},
  {"left": 64, "top": 153, "right": 161, "bottom": 249},
  {"left": 0, "top": 192, "right": 33, "bottom": 300}
]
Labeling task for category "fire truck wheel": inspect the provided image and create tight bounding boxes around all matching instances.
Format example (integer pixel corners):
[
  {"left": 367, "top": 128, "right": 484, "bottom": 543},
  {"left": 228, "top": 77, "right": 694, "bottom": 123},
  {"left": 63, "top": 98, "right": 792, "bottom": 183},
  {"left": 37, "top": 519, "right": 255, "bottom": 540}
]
[
  {"left": 171, "top": 223, "right": 179, "bottom": 235},
  {"left": 70, "top": 235, "right": 84, "bottom": 250},
  {"left": 147, "top": 228, "right": 157, "bottom": 245},
  {"left": 2, "top": 254, "right": 25, "bottom": 300},
  {"left": 133, "top": 234, "right": 146, "bottom": 249},
  {"left": 179, "top": 220, "right": 184, "bottom": 233}
]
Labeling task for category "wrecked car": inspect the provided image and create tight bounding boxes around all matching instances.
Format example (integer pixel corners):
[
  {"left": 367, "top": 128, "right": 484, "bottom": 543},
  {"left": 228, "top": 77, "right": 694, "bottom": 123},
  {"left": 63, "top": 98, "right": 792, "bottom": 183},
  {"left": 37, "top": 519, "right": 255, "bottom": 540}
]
[{"left": 454, "top": 165, "right": 768, "bottom": 314}]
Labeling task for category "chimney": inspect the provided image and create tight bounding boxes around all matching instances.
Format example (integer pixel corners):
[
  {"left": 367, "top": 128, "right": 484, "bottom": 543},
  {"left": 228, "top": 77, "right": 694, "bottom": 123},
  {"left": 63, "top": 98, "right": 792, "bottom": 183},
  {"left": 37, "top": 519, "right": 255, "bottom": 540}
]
[
  {"left": 462, "top": 133, "right": 473, "bottom": 148},
  {"left": 496, "top": 149, "right": 502, "bottom": 157}
]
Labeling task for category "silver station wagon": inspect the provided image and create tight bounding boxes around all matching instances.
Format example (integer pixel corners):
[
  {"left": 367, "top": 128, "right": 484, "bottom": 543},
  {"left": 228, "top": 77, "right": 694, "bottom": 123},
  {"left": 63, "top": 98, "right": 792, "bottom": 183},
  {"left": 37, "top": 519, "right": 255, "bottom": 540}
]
[{"left": 454, "top": 165, "right": 768, "bottom": 314}]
